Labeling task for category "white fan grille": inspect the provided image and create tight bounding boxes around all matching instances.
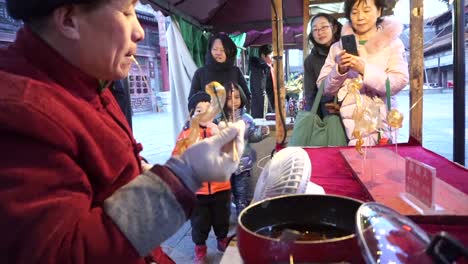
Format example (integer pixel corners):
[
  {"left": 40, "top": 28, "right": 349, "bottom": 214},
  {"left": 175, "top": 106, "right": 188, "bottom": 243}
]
[{"left": 252, "top": 147, "right": 311, "bottom": 202}]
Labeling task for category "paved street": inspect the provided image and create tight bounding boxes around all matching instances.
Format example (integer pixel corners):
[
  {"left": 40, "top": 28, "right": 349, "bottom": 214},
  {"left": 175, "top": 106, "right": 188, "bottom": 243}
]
[
  {"left": 131, "top": 88, "right": 467, "bottom": 263},
  {"left": 395, "top": 89, "right": 468, "bottom": 165},
  {"left": 132, "top": 111, "right": 175, "bottom": 165}
]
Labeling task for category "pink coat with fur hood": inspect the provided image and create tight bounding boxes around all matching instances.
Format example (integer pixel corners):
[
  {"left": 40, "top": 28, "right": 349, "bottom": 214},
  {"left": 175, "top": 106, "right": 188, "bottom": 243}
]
[{"left": 317, "top": 16, "right": 409, "bottom": 146}]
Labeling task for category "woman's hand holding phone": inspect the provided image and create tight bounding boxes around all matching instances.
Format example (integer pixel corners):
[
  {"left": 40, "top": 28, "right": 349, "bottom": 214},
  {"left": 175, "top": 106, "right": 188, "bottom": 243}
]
[
  {"left": 337, "top": 34, "right": 365, "bottom": 75},
  {"left": 336, "top": 50, "right": 349, "bottom": 74},
  {"left": 336, "top": 50, "right": 365, "bottom": 75}
]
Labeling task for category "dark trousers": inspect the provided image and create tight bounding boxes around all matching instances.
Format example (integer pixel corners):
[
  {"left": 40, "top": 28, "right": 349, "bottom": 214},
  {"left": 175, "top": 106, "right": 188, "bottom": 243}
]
[
  {"left": 231, "top": 171, "right": 251, "bottom": 216},
  {"left": 251, "top": 92, "right": 265, "bottom": 118},
  {"left": 190, "top": 190, "right": 231, "bottom": 245}
]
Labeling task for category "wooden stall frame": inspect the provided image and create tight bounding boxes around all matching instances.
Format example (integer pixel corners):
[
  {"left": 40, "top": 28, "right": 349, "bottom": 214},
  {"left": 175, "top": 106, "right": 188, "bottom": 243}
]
[
  {"left": 409, "top": 0, "right": 424, "bottom": 144},
  {"left": 272, "top": 0, "right": 287, "bottom": 148}
]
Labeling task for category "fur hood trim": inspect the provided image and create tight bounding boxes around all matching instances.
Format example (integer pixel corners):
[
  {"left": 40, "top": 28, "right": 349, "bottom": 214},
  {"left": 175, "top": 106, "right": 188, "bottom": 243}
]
[{"left": 342, "top": 16, "right": 403, "bottom": 55}]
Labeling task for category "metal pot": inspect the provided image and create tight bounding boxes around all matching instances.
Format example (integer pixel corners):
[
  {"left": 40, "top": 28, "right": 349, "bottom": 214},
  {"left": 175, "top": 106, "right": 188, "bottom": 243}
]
[{"left": 237, "top": 194, "right": 364, "bottom": 263}]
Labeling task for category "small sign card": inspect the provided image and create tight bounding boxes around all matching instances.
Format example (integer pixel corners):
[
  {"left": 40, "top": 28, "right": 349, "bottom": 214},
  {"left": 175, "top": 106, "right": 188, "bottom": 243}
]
[{"left": 405, "top": 157, "right": 436, "bottom": 209}]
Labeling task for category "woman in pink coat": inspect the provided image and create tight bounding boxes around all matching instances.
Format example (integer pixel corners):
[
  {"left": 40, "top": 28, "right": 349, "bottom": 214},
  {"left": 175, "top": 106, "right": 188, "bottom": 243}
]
[{"left": 317, "top": 0, "right": 409, "bottom": 146}]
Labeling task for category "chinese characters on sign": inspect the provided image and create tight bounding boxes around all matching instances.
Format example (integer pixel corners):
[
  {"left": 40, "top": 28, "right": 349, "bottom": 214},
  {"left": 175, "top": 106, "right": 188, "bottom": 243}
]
[{"left": 405, "top": 157, "right": 436, "bottom": 209}]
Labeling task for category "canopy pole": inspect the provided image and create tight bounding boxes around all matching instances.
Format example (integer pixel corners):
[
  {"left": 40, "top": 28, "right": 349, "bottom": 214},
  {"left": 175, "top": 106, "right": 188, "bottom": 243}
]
[
  {"left": 303, "top": 0, "right": 310, "bottom": 60},
  {"left": 271, "top": 0, "right": 287, "bottom": 149},
  {"left": 409, "top": 0, "right": 423, "bottom": 144},
  {"left": 453, "top": 0, "right": 465, "bottom": 165}
]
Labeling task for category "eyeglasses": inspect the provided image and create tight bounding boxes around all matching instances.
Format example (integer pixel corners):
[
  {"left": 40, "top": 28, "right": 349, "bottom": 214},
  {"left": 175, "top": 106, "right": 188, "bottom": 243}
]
[{"left": 312, "top": 25, "right": 331, "bottom": 34}]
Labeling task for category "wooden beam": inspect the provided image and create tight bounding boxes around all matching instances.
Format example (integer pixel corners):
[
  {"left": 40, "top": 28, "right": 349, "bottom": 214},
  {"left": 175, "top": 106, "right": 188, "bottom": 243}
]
[
  {"left": 409, "top": 0, "right": 423, "bottom": 144},
  {"left": 309, "top": 0, "right": 343, "bottom": 4},
  {"left": 212, "top": 17, "right": 303, "bottom": 33},
  {"left": 310, "top": 12, "right": 346, "bottom": 20},
  {"left": 272, "top": 0, "right": 287, "bottom": 148},
  {"left": 453, "top": 0, "right": 466, "bottom": 165},
  {"left": 303, "top": 0, "right": 311, "bottom": 59}
]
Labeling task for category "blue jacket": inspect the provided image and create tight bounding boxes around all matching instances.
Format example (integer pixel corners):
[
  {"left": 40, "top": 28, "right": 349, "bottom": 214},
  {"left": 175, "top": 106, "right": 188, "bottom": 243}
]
[{"left": 221, "top": 110, "right": 268, "bottom": 174}]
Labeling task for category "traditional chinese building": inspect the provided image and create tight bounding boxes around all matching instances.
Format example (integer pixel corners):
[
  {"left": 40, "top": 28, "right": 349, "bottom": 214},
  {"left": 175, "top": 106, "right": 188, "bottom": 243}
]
[
  {"left": 0, "top": 0, "right": 169, "bottom": 114},
  {"left": 0, "top": 0, "right": 21, "bottom": 47},
  {"left": 423, "top": 4, "right": 468, "bottom": 88}
]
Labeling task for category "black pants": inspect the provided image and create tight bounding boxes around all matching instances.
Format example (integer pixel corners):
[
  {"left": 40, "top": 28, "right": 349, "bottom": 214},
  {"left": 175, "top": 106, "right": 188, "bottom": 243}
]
[
  {"left": 266, "top": 85, "right": 275, "bottom": 113},
  {"left": 190, "top": 190, "right": 231, "bottom": 245},
  {"left": 251, "top": 92, "right": 265, "bottom": 118},
  {"left": 231, "top": 171, "right": 251, "bottom": 216}
]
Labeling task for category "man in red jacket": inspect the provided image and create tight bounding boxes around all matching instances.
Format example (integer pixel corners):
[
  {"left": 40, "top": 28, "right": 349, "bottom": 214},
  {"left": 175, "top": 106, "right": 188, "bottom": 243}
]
[{"left": 0, "top": 0, "right": 244, "bottom": 263}]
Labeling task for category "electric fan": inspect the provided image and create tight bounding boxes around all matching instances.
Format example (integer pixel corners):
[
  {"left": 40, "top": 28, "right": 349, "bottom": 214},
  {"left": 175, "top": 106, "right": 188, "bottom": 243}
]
[{"left": 252, "top": 147, "right": 325, "bottom": 203}]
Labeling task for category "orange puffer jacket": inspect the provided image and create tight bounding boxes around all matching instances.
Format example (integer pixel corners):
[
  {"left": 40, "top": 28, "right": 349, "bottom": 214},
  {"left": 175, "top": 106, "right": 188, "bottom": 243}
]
[{"left": 172, "top": 124, "right": 231, "bottom": 195}]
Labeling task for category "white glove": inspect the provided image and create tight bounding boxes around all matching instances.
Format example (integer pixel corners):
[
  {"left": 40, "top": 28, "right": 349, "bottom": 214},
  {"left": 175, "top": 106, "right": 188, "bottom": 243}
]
[
  {"left": 179, "top": 120, "right": 245, "bottom": 182},
  {"left": 218, "top": 121, "right": 228, "bottom": 130}
]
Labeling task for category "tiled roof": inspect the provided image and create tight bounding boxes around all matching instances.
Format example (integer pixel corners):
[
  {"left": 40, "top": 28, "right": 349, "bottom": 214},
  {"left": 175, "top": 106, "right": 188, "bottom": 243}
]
[{"left": 424, "top": 31, "right": 468, "bottom": 54}]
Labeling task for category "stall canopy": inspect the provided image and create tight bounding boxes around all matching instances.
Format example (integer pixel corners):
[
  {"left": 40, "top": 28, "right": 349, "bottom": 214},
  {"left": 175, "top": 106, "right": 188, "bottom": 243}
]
[
  {"left": 243, "top": 26, "right": 304, "bottom": 49},
  {"left": 141, "top": 0, "right": 305, "bottom": 48},
  {"left": 141, "top": 0, "right": 303, "bottom": 33}
]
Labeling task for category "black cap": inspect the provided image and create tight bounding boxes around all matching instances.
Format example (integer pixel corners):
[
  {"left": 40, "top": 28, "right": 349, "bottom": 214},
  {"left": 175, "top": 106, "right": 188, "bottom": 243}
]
[
  {"left": 188, "top": 91, "right": 211, "bottom": 113},
  {"left": 6, "top": 0, "right": 94, "bottom": 21}
]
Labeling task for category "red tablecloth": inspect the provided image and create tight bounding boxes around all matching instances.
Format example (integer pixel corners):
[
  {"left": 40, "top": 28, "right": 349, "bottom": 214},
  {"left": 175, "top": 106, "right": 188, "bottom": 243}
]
[{"left": 304, "top": 140, "right": 468, "bottom": 246}]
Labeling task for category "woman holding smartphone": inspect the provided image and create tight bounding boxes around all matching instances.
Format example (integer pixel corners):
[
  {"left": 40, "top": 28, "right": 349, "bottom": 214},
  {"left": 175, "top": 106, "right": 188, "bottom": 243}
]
[{"left": 317, "top": 0, "right": 409, "bottom": 146}]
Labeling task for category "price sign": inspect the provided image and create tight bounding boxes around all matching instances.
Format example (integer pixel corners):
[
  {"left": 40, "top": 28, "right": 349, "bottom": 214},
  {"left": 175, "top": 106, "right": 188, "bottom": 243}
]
[{"left": 405, "top": 157, "right": 435, "bottom": 209}]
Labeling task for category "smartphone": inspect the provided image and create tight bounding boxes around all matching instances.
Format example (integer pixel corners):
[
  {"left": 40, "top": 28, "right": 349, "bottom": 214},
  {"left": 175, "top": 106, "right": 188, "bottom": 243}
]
[{"left": 341, "top": 34, "right": 359, "bottom": 56}]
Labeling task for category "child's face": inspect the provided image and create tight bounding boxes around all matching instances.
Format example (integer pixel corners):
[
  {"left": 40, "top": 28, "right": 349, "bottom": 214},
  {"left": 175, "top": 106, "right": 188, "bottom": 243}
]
[
  {"left": 227, "top": 89, "right": 241, "bottom": 110},
  {"left": 193, "top": 101, "right": 210, "bottom": 117}
]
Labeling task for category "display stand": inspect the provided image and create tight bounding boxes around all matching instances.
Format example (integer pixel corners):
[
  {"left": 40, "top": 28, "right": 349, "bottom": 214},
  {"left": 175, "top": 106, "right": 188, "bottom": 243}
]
[
  {"left": 399, "top": 192, "right": 444, "bottom": 215},
  {"left": 340, "top": 148, "right": 468, "bottom": 216}
]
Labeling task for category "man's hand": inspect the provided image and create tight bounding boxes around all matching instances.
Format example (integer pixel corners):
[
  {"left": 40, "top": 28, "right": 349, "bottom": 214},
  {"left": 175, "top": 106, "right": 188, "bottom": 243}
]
[{"left": 179, "top": 121, "right": 245, "bottom": 182}]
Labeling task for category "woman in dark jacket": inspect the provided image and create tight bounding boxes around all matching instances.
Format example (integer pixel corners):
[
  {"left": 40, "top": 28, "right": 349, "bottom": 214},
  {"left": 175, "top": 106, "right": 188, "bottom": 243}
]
[
  {"left": 303, "top": 13, "right": 342, "bottom": 116},
  {"left": 189, "top": 33, "right": 250, "bottom": 109}
]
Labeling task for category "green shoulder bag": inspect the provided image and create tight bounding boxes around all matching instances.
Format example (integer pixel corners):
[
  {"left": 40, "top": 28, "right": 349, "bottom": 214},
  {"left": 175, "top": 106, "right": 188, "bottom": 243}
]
[{"left": 289, "top": 82, "right": 348, "bottom": 147}]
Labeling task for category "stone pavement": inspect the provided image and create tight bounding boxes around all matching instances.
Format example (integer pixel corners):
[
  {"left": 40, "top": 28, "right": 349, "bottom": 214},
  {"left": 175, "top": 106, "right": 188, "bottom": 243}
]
[{"left": 132, "top": 111, "right": 175, "bottom": 166}]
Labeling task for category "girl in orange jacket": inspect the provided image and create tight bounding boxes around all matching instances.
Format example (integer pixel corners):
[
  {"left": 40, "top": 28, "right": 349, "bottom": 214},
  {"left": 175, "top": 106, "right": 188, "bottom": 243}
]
[{"left": 172, "top": 91, "right": 231, "bottom": 263}]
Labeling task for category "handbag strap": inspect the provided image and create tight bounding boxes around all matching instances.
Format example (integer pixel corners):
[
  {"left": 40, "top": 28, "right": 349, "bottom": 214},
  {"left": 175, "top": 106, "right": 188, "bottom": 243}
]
[
  {"left": 311, "top": 81, "right": 325, "bottom": 114},
  {"left": 385, "top": 78, "right": 391, "bottom": 111}
]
